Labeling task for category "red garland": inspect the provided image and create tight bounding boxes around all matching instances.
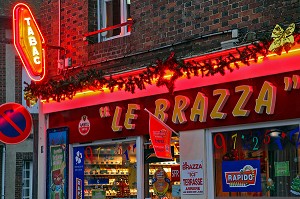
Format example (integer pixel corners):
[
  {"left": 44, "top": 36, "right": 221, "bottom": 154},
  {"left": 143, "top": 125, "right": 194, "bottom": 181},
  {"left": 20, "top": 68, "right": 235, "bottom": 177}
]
[{"left": 24, "top": 32, "right": 300, "bottom": 103}]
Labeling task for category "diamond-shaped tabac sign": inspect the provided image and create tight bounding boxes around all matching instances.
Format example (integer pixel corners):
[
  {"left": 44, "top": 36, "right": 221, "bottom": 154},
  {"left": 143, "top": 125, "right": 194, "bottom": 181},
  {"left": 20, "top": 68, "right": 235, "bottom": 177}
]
[{"left": 13, "top": 3, "right": 46, "bottom": 81}]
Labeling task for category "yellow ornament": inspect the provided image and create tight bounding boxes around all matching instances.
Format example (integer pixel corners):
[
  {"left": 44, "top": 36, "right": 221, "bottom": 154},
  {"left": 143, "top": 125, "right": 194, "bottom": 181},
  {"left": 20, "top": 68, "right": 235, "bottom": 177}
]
[
  {"left": 24, "top": 90, "right": 38, "bottom": 107},
  {"left": 268, "top": 23, "right": 295, "bottom": 54}
]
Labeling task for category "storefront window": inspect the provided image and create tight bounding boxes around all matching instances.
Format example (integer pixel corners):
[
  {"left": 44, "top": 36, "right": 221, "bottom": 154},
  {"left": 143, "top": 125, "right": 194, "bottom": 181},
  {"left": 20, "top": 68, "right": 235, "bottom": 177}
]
[
  {"left": 146, "top": 140, "right": 181, "bottom": 199},
  {"left": 73, "top": 141, "right": 137, "bottom": 198},
  {"left": 213, "top": 124, "right": 300, "bottom": 197}
]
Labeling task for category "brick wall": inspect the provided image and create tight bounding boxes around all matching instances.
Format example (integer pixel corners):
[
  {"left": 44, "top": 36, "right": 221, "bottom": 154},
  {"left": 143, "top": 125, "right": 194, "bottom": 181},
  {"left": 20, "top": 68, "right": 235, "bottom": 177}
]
[
  {"left": 0, "top": 0, "right": 41, "bottom": 17},
  {"left": 0, "top": 19, "right": 7, "bottom": 104},
  {"left": 40, "top": 0, "right": 300, "bottom": 78},
  {"left": 15, "top": 59, "right": 22, "bottom": 104}
]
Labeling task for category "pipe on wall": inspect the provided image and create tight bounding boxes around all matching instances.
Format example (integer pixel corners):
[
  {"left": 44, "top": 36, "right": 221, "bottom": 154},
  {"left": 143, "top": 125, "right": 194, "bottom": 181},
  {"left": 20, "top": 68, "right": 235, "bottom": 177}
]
[{"left": 1, "top": 145, "right": 6, "bottom": 199}]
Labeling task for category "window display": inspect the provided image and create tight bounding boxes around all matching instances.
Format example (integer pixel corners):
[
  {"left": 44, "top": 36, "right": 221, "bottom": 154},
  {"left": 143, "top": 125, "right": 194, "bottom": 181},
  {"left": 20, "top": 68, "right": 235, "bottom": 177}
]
[
  {"left": 73, "top": 141, "right": 137, "bottom": 198},
  {"left": 146, "top": 141, "right": 181, "bottom": 199},
  {"left": 213, "top": 124, "right": 300, "bottom": 197}
]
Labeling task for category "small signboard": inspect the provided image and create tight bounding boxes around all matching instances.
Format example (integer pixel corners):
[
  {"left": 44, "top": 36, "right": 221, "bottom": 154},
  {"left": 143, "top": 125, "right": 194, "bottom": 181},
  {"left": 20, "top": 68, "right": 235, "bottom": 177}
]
[
  {"left": 88, "top": 178, "right": 109, "bottom": 185},
  {"left": 171, "top": 165, "right": 180, "bottom": 181},
  {"left": 13, "top": 3, "right": 46, "bottom": 81},
  {"left": 275, "top": 161, "right": 290, "bottom": 177},
  {"left": 78, "top": 115, "right": 90, "bottom": 135},
  {"left": 222, "top": 160, "right": 261, "bottom": 192},
  {"left": 181, "top": 160, "right": 204, "bottom": 195},
  {"left": 46, "top": 127, "right": 69, "bottom": 199}
]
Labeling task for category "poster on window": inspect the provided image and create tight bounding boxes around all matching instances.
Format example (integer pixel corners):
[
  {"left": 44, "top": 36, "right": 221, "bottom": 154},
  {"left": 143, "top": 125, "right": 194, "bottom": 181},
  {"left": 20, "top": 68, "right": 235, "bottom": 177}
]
[
  {"left": 274, "top": 161, "right": 290, "bottom": 177},
  {"left": 222, "top": 160, "right": 261, "bottom": 192},
  {"left": 91, "top": 189, "right": 106, "bottom": 199},
  {"left": 73, "top": 146, "right": 85, "bottom": 199},
  {"left": 46, "top": 127, "right": 69, "bottom": 199},
  {"left": 181, "top": 160, "right": 204, "bottom": 195}
]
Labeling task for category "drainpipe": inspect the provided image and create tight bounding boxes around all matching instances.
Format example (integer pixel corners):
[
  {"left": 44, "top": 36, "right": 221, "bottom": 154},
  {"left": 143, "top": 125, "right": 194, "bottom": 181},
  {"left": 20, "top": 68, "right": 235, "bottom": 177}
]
[
  {"left": 97, "top": 0, "right": 101, "bottom": 42},
  {"left": 59, "top": 0, "right": 61, "bottom": 60},
  {"left": 1, "top": 145, "right": 5, "bottom": 199}
]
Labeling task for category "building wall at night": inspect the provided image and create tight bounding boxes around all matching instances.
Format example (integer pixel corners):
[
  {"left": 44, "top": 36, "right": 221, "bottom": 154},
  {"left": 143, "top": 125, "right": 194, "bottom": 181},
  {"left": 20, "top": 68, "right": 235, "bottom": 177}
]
[
  {"left": 36, "top": 0, "right": 300, "bottom": 199},
  {"left": 0, "top": 1, "right": 41, "bottom": 198},
  {"left": 39, "top": 0, "right": 300, "bottom": 79}
]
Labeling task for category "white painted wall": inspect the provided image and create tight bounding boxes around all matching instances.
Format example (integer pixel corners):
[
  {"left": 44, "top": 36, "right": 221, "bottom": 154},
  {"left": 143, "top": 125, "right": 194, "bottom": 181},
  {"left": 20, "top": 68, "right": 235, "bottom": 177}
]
[
  {"left": 180, "top": 129, "right": 208, "bottom": 199},
  {"left": 5, "top": 30, "right": 34, "bottom": 199},
  {"left": 38, "top": 103, "right": 47, "bottom": 199}
]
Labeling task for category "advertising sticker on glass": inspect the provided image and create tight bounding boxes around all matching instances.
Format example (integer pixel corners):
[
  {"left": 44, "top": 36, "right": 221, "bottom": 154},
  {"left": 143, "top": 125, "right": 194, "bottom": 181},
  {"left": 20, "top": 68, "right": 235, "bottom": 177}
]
[
  {"left": 46, "top": 127, "right": 69, "bottom": 199},
  {"left": 222, "top": 160, "right": 261, "bottom": 192},
  {"left": 73, "top": 146, "right": 85, "bottom": 199},
  {"left": 181, "top": 160, "right": 204, "bottom": 195}
]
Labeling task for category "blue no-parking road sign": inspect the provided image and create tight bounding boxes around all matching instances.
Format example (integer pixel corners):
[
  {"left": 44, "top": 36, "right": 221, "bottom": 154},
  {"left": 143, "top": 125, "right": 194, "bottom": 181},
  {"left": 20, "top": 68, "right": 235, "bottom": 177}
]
[{"left": 0, "top": 103, "right": 32, "bottom": 144}]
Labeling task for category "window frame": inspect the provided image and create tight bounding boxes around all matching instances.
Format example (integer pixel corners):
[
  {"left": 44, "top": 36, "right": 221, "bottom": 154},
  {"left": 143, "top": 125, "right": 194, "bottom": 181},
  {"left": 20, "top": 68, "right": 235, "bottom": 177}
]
[
  {"left": 97, "top": 0, "right": 131, "bottom": 42},
  {"left": 206, "top": 119, "right": 300, "bottom": 199},
  {"left": 22, "top": 160, "right": 33, "bottom": 199}
]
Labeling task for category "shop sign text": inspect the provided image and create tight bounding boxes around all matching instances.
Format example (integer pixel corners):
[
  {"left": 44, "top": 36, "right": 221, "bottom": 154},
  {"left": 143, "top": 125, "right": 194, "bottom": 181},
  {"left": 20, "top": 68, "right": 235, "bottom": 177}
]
[
  {"left": 222, "top": 160, "right": 261, "bottom": 192},
  {"left": 49, "top": 71, "right": 300, "bottom": 143},
  {"left": 13, "top": 3, "right": 46, "bottom": 81},
  {"left": 181, "top": 160, "right": 204, "bottom": 195},
  {"left": 100, "top": 80, "right": 278, "bottom": 132}
]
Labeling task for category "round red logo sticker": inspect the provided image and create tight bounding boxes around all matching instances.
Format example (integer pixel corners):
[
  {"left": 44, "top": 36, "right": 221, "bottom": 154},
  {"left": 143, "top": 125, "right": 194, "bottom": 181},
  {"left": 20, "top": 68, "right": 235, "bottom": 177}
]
[{"left": 78, "top": 115, "right": 90, "bottom": 135}]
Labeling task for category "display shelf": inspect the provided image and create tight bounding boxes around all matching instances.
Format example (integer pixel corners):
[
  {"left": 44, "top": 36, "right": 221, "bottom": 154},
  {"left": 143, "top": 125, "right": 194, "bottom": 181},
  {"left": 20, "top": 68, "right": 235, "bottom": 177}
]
[
  {"left": 84, "top": 162, "right": 135, "bottom": 198},
  {"left": 148, "top": 149, "right": 181, "bottom": 198},
  {"left": 84, "top": 189, "right": 137, "bottom": 197},
  {"left": 85, "top": 173, "right": 129, "bottom": 176},
  {"left": 85, "top": 161, "right": 122, "bottom": 165},
  {"left": 149, "top": 161, "right": 179, "bottom": 166}
]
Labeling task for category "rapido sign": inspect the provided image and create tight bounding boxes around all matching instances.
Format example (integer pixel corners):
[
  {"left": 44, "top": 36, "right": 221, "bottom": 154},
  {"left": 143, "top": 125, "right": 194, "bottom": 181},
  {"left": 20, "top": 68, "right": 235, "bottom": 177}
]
[{"left": 13, "top": 3, "right": 46, "bottom": 81}]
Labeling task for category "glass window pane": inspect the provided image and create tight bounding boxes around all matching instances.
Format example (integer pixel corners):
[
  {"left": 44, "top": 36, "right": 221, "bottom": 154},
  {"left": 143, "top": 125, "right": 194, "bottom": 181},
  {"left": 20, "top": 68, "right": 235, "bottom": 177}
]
[
  {"left": 100, "top": 0, "right": 126, "bottom": 39},
  {"left": 213, "top": 125, "right": 300, "bottom": 197},
  {"left": 24, "top": 179, "right": 30, "bottom": 187},
  {"left": 83, "top": 141, "right": 137, "bottom": 198},
  {"left": 22, "top": 161, "right": 32, "bottom": 199}
]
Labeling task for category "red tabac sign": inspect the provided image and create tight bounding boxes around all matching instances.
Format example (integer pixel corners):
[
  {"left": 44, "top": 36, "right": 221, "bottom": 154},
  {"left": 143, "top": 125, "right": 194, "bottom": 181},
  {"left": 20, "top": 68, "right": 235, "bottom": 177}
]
[{"left": 13, "top": 3, "right": 46, "bottom": 81}]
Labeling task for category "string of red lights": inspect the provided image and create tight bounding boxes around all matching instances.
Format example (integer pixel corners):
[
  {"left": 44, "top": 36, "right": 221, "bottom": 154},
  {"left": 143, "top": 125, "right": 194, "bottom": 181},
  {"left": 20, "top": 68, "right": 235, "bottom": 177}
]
[{"left": 23, "top": 28, "right": 300, "bottom": 105}]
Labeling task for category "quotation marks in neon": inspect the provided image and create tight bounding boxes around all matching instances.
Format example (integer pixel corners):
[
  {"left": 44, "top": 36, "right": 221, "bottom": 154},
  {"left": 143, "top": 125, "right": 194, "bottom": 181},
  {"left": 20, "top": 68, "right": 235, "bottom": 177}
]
[{"left": 284, "top": 75, "right": 300, "bottom": 91}]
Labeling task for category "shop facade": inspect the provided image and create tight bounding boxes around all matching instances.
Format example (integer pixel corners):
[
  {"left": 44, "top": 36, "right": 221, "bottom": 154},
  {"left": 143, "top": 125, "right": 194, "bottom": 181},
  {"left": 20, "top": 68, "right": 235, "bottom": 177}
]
[
  {"left": 26, "top": 0, "right": 300, "bottom": 198},
  {"left": 36, "top": 45, "right": 300, "bottom": 198}
]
